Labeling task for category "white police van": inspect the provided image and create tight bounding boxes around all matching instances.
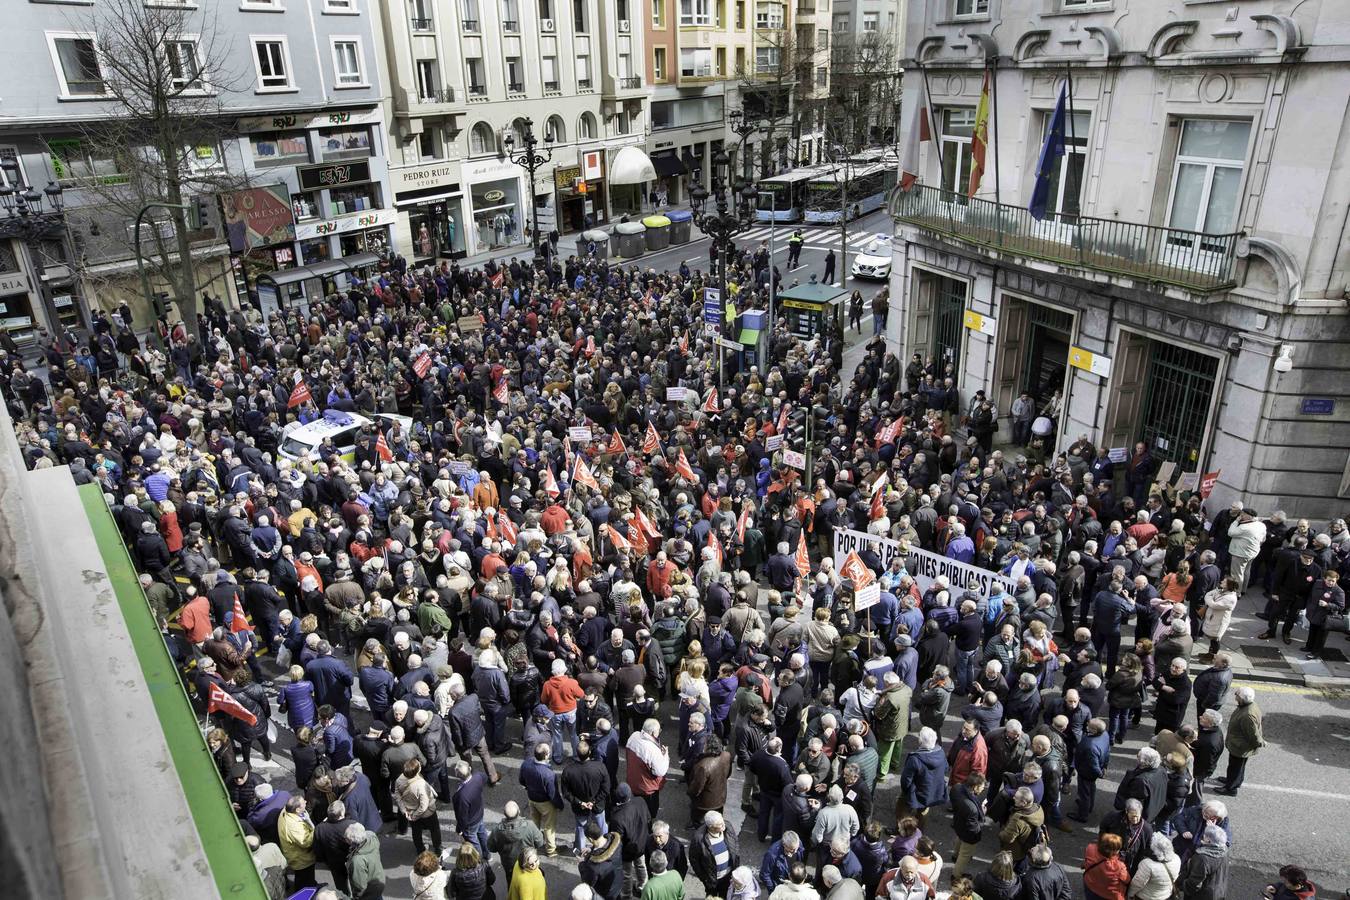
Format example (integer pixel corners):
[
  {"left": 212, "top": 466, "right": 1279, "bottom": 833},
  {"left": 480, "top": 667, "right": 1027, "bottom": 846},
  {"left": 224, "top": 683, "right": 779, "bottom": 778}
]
[{"left": 278, "top": 409, "right": 414, "bottom": 463}]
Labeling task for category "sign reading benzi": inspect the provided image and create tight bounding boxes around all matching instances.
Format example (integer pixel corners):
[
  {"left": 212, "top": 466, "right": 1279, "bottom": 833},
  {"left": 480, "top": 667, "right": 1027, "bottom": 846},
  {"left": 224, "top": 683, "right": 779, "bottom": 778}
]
[{"left": 832, "top": 528, "right": 1016, "bottom": 604}]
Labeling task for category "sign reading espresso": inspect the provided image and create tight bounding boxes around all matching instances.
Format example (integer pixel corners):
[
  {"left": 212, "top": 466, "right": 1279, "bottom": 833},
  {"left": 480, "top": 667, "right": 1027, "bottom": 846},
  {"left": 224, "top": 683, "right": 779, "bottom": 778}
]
[{"left": 298, "top": 159, "right": 372, "bottom": 192}]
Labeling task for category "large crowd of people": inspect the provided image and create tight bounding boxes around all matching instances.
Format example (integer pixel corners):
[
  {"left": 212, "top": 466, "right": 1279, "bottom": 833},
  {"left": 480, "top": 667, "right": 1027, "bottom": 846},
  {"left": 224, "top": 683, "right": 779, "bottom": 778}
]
[{"left": 4, "top": 240, "right": 1346, "bottom": 900}]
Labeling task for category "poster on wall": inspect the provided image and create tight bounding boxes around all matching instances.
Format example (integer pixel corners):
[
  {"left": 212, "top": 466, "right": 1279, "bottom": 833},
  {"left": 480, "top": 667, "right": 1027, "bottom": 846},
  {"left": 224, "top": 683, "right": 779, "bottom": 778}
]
[{"left": 219, "top": 185, "right": 296, "bottom": 252}]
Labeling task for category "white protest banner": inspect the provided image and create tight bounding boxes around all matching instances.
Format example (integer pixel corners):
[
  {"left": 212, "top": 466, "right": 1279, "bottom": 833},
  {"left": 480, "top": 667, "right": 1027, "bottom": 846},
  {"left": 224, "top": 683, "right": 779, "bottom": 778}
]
[
  {"left": 1108, "top": 446, "right": 1128, "bottom": 463},
  {"left": 782, "top": 449, "right": 807, "bottom": 470},
  {"left": 831, "top": 527, "right": 1017, "bottom": 604},
  {"left": 854, "top": 583, "right": 881, "bottom": 610},
  {"left": 567, "top": 426, "right": 593, "bottom": 443},
  {"left": 449, "top": 461, "right": 472, "bottom": 475},
  {"left": 666, "top": 386, "right": 687, "bottom": 402},
  {"left": 765, "top": 434, "right": 784, "bottom": 452}
]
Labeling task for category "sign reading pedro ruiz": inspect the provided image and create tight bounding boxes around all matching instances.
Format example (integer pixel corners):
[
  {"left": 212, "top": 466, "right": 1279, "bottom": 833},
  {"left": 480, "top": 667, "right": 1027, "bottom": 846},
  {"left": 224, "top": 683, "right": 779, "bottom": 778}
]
[{"left": 832, "top": 528, "right": 1017, "bottom": 604}]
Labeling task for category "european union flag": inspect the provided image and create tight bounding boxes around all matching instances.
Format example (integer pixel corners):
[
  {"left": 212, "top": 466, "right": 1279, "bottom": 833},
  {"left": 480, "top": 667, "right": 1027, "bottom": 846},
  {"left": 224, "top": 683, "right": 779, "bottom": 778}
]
[{"left": 1028, "top": 83, "right": 1068, "bottom": 221}]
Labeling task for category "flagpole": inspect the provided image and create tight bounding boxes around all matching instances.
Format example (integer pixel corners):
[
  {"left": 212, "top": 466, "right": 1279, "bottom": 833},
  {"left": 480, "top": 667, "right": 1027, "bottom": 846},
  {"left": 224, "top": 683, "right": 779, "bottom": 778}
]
[
  {"left": 1063, "top": 62, "right": 1081, "bottom": 220},
  {"left": 919, "top": 64, "right": 949, "bottom": 191},
  {"left": 990, "top": 61, "right": 1002, "bottom": 208}
]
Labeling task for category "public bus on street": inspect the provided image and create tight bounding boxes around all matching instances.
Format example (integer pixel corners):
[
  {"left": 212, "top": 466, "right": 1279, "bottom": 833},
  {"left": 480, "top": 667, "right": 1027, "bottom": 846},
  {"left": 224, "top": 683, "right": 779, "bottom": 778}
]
[
  {"left": 802, "top": 160, "right": 899, "bottom": 224},
  {"left": 754, "top": 167, "right": 822, "bottom": 223}
]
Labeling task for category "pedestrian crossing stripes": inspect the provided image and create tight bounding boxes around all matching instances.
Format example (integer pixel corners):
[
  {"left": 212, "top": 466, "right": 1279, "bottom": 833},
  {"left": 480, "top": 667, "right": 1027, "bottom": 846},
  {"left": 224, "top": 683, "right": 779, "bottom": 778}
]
[{"left": 729, "top": 225, "right": 887, "bottom": 247}]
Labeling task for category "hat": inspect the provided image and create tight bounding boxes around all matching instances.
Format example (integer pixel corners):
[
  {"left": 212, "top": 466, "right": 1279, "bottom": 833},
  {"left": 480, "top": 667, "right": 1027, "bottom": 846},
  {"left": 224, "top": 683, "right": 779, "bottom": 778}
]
[
  {"left": 533, "top": 703, "right": 552, "bottom": 718},
  {"left": 895, "top": 634, "right": 913, "bottom": 649},
  {"left": 216, "top": 571, "right": 232, "bottom": 585}
]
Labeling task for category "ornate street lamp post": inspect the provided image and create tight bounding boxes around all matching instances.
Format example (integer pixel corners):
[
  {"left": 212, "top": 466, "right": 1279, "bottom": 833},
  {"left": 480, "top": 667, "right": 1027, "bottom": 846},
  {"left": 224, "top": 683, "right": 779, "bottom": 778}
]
[
  {"left": 502, "top": 117, "right": 554, "bottom": 258},
  {"left": 0, "top": 157, "right": 71, "bottom": 340}
]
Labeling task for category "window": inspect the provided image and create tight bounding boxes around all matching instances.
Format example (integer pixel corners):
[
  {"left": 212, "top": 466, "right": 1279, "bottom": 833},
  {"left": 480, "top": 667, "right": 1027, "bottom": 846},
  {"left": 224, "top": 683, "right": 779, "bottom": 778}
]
[
  {"left": 755, "top": 1, "right": 783, "bottom": 28},
  {"left": 470, "top": 122, "right": 496, "bottom": 155},
  {"left": 573, "top": 0, "right": 587, "bottom": 31},
  {"left": 542, "top": 56, "right": 559, "bottom": 91},
  {"left": 249, "top": 132, "right": 310, "bottom": 167},
  {"left": 1063, "top": 0, "right": 1109, "bottom": 7},
  {"left": 502, "top": 0, "right": 519, "bottom": 29},
  {"left": 954, "top": 0, "right": 988, "bottom": 17},
  {"left": 817, "top": 28, "right": 827, "bottom": 48},
  {"left": 506, "top": 57, "right": 524, "bottom": 92},
  {"left": 755, "top": 46, "right": 780, "bottom": 70},
  {"left": 736, "top": 0, "right": 745, "bottom": 28},
  {"left": 940, "top": 107, "right": 976, "bottom": 194},
  {"left": 50, "top": 36, "right": 106, "bottom": 97},
  {"left": 862, "top": 11, "right": 878, "bottom": 31},
  {"left": 680, "top": 48, "right": 712, "bottom": 77},
  {"left": 716, "top": 47, "right": 726, "bottom": 75},
  {"left": 466, "top": 58, "right": 485, "bottom": 94},
  {"left": 48, "top": 139, "right": 125, "bottom": 184},
  {"left": 331, "top": 39, "right": 365, "bottom": 87},
  {"left": 167, "top": 40, "right": 205, "bottom": 91},
  {"left": 618, "top": 52, "right": 632, "bottom": 78},
  {"left": 461, "top": 0, "right": 480, "bottom": 29},
  {"left": 652, "top": 0, "right": 664, "bottom": 27},
  {"left": 1040, "top": 110, "right": 1089, "bottom": 219},
  {"left": 653, "top": 47, "right": 666, "bottom": 81},
  {"left": 291, "top": 190, "right": 320, "bottom": 220},
  {"left": 816, "top": 66, "right": 827, "bottom": 87},
  {"left": 545, "top": 115, "right": 566, "bottom": 142},
  {"left": 538, "top": 0, "right": 553, "bottom": 19},
  {"left": 410, "top": 0, "right": 434, "bottom": 28},
  {"left": 415, "top": 59, "right": 440, "bottom": 99},
  {"left": 253, "top": 37, "right": 293, "bottom": 90},
  {"left": 240, "top": 0, "right": 282, "bottom": 7},
  {"left": 833, "top": 14, "right": 848, "bottom": 32},
  {"left": 577, "top": 55, "right": 592, "bottom": 87},
  {"left": 680, "top": 0, "right": 712, "bottom": 26},
  {"left": 1167, "top": 119, "right": 1251, "bottom": 247},
  {"left": 618, "top": 0, "right": 629, "bottom": 21},
  {"left": 578, "top": 112, "right": 597, "bottom": 139},
  {"left": 418, "top": 127, "right": 441, "bottom": 161},
  {"left": 735, "top": 47, "right": 746, "bottom": 74},
  {"left": 318, "top": 127, "right": 372, "bottom": 160},
  {"left": 324, "top": 0, "right": 356, "bottom": 10}
]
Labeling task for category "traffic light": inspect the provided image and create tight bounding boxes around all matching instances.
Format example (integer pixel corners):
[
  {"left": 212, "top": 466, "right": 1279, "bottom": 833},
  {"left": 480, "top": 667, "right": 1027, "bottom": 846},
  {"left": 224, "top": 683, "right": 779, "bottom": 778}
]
[{"left": 152, "top": 292, "right": 170, "bottom": 319}]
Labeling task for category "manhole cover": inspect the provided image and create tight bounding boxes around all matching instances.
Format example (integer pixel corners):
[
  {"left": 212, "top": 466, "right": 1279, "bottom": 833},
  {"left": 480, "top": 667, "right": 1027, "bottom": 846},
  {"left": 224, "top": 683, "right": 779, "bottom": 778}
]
[
  {"left": 1317, "top": 647, "right": 1348, "bottom": 663},
  {"left": 1239, "top": 645, "right": 1291, "bottom": 668}
]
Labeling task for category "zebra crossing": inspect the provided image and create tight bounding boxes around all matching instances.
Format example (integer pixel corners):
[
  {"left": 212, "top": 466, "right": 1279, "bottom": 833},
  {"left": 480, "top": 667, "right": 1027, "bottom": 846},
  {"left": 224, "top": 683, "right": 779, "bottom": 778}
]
[{"left": 719, "top": 224, "right": 890, "bottom": 252}]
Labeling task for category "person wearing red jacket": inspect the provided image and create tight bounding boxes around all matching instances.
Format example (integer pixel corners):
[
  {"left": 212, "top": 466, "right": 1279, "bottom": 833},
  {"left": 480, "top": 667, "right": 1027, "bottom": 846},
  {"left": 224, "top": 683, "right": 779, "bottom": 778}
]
[
  {"left": 947, "top": 719, "right": 988, "bottom": 786},
  {"left": 540, "top": 659, "right": 585, "bottom": 760}
]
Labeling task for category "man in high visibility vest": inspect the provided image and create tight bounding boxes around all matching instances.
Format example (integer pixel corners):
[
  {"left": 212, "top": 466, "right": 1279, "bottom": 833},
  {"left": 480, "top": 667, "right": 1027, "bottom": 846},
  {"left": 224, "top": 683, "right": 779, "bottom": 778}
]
[{"left": 787, "top": 229, "right": 805, "bottom": 268}]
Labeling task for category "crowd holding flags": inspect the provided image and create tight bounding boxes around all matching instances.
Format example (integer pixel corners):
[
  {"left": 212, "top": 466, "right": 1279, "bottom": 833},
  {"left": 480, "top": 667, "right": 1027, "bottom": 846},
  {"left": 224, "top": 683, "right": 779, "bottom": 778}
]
[
  {"left": 412, "top": 351, "right": 433, "bottom": 379},
  {"left": 572, "top": 456, "right": 601, "bottom": 491},
  {"left": 207, "top": 682, "right": 257, "bottom": 726},
  {"left": 642, "top": 421, "right": 662, "bottom": 455},
  {"left": 287, "top": 380, "right": 312, "bottom": 409}
]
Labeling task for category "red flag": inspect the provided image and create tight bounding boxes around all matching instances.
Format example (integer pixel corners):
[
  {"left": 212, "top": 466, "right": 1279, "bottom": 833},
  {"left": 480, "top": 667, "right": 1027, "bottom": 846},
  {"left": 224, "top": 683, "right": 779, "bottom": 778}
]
[
  {"left": 376, "top": 431, "right": 394, "bottom": 463},
  {"left": 287, "top": 380, "right": 312, "bottom": 409},
  {"left": 413, "top": 351, "right": 433, "bottom": 379},
  {"left": 736, "top": 504, "right": 750, "bottom": 544},
  {"left": 207, "top": 682, "right": 258, "bottom": 726},
  {"left": 229, "top": 597, "right": 253, "bottom": 634},
  {"left": 493, "top": 377, "right": 509, "bottom": 403},
  {"left": 605, "top": 524, "right": 631, "bottom": 553},
  {"left": 634, "top": 506, "right": 662, "bottom": 543},
  {"left": 586, "top": 336, "right": 597, "bottom": 358},
  {"left": 900, "top": 76, "right": 933, "bottom": 191},
  {"left": 877, "top": 418, "right": 902, "bottom": 447},
  {"left": 679, "top": 333, "right": 689, "bottom": 354},
  {"left": 776, "top": 403, "right": 790, "bottom": 436},
  {"left": 485, "top": 515, "right": 498, "bottom": 541},
  {"left": 703, "top": 389, "right": 720, "bottom": 414},
  {"left": 795, "top": 530, "right": 810, "bottom": 575},
  {"left": 542, "top": 465, "right": 561, "bottom": 499},
  {"left": 1199, "top": 470, "right": 1222, "bottom": 499},
  {"left": 706, "top": 531, "right": 722, "bottom": 568},
  {"left": 870, "top": 482, "right": 887, "bottom": 521},
  {"left": 642, "top": 422, "right": 662, "bottom": 455},
  {"left": 674, "top": 448, "right": 697, "bottom": 483},
  {"left": 497, "top": 513, "right": 518, "bottom": 545},
  {"left": 490, "top": 270, "right": 504, "bottom": 288},
  {"left": 631, "top": 524, "right": 650, "bottom": 556},
  {"left": 573, "top": 456, "right": 601, "bottom": 491},
  {"left": 607, "top": 430, "right": 627, "bottom": 456},
  {"left": 840, "top": 550, "right": 876, "bottom": 589}
]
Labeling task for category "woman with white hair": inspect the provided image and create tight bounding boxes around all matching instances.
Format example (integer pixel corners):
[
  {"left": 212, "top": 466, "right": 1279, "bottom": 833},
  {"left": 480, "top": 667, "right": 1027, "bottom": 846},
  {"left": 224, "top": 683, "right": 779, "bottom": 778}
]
[
  {"left": 1179, "top": 824, "right": 1229, "bottom": 900},
  {"left": 1127, "top": 833, "right": 1181, "bottom": 900}
]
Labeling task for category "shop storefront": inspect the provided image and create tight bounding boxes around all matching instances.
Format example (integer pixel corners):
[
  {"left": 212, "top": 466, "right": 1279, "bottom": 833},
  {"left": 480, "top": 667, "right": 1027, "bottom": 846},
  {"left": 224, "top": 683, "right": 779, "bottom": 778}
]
[
  {"left": 391, "top": 162, "right": 468, "bottom": 262},
  {"left": 0, "top": 263, "right": 36, "bottom": 344},
  {"left": 552, "top": 165, "right": 588, "bottom": 233}
]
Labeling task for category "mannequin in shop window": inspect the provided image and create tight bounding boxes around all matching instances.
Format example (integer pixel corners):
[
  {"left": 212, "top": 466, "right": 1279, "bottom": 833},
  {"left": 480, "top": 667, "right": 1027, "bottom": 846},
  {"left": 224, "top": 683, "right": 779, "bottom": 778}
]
[{"left": 418, "top": 225, "right": 434, "bottom": 259}]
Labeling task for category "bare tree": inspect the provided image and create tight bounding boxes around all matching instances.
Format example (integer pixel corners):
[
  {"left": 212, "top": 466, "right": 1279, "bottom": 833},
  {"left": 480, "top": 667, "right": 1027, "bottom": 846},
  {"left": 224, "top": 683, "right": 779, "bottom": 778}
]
[
  {"left": 53, "top": 0, "right": 247, "bottom": 336},
  {"left": 736, "top": 30, "right": 818, "bottom": 180},
  {"left": 828, "top": 30, "right": 902, "bottom": 154}
]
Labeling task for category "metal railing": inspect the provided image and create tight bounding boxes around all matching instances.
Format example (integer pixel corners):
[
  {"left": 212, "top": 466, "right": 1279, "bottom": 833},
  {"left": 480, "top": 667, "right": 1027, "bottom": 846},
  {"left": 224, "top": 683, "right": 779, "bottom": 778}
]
[
  {"left": 410, "top": 16, "right": 434, "bottom": 30},
  {"left": 544, "top": 80, "right": 560, "bottom": 91},
  {"left": 462, "top": 17, "right": 480, "bottom": 30},
  {"left": 578, "top": 78, "right": 593, "bottom": 89},
  {"left": 416, "top": 86, "right": 457, "bottom": 104},
  {"left": 468, "top": 84, "right": 488, "bottom": 96},
  {"left": 890, "top": 184, "right": 1242, "bottom": 292},
  {"left": 619, "top": 76, "right": 642, "bottom": 89},
  {"left": 508, "top": 82, "right": 524, "bottom": 93}
]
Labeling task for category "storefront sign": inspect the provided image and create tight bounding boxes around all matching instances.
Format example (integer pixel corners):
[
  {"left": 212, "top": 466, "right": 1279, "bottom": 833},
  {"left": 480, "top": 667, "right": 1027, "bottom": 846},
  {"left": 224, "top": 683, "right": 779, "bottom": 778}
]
[
  {"left": 1068, "top": 346, "right": 1112, "bottom": 378},
  {"left": 461, "top": 158, "right": 520, "bottom": 181},
  {"left": 294, "top": 207, "right": 397, "bottom": 240},
  {"left": 392, "top": 162, "right": 461, "bottom": 195},
  {"left": 299, "top": 160, "right": 372, "bottom": 191},
  {"left": 963, "top": 310, "right": 997, "bottom": 337},
  {"left": 0, "top": 272, "right": 28, "bottom": 297},
  {"left": 832, "top": 528, "right": 1017, "bottom": 605},
  {"left": 583, "top": 151, "right": 603, "bottom": 181},
  {"left": 219, "top": 185, "right": 296, "bottom": 252},
  {"left": 237, "top": 108, "right": 381, "bottom": 134},
  {"left": 554, "top": 166, "right": 581, "bottom": 188}
]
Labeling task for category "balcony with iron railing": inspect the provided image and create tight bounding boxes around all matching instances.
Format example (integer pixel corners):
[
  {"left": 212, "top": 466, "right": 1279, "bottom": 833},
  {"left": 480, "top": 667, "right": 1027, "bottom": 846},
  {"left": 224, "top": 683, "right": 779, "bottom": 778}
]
[
  {"left": 544, "top": 80, "right": 560, "bottom": 92},
  {"left": 578, "top": 78, "right": 593, "bottom": 90},
  {"left": 890, "top": 184, "right": 1242, "bottom": 293},
  {"left": 503, "top": 19, "right": 519, "bottom": 30},
  {"left": 417, "top": 85, "right": 457, "bottom": 104},
  {"left": 462, "top": 18, "right": 480, "bottom": 30},
  {"left": 508, "top": 81, "right": 525, "bottom": 93},
  {"left": 620, "top": 76, "right": 642, "bottom": 89},
  {"left": 410, "top": 16, "right": 435, "bottom": 31}
]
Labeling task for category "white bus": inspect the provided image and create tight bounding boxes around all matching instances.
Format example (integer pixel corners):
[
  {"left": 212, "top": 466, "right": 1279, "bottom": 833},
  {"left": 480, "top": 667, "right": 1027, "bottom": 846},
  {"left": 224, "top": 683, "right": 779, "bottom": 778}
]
[
  {"left": 802, "top": 161, "right": 899, "bottom": 224},
  {"left": 754, "top": 168, "right": 821, "bottom": 223}
]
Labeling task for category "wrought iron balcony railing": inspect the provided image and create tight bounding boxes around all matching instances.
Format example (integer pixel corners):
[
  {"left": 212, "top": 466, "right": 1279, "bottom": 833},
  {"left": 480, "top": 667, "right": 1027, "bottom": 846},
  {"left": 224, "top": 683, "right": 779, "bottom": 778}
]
[{"left": 890, "top": 184, "right": 1241, "bottom": 292}]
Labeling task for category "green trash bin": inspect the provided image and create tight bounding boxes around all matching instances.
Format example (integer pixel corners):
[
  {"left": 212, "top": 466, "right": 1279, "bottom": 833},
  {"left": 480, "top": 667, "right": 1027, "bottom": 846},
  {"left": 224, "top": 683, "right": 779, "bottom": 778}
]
[
  {"left": 613, "top": 221, "right": 647, "bottom": 258},
  {"left": 642, "top": 215, "right": 672, "bottom": 251}
]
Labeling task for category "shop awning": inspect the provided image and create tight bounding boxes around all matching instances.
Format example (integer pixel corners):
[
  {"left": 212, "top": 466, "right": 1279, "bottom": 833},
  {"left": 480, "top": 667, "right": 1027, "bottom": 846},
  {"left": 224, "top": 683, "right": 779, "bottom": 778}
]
[
  {"left": 652, "top": 154, "right": 686, "bottom": 177},
  {"left": 259, "top": 266, "right": 318, "bottom": 287},
  {"left": 609, "top": 146, "right": 658, "bottom": 185}
]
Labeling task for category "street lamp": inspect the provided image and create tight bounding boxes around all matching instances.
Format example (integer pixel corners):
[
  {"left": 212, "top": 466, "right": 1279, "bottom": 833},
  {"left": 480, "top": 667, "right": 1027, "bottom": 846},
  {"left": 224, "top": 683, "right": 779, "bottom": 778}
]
[
  {"left": 690, "top": 131, "right": 757, "bottom": 391},
  {"left": 0, "top": 157, "right": 70, "bottom": 342},
  {"left": 727, "top": 109, "right": 758, "bottom": 183},
  {"left": 502, "top": 117, "right": 555, "bottom": 259}
]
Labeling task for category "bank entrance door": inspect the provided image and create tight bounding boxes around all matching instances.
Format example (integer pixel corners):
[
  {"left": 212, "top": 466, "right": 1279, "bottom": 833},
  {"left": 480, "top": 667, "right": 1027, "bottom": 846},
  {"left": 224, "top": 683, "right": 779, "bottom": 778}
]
[
  {"left": 908, "top": 269, "right": 968, "bottom": 382},
  {"left": 1104, "top": 331, "right": 1220, "bottom": 474},
  {"left": 992, "top": 296, "right": 1073, "bottom": 421}
]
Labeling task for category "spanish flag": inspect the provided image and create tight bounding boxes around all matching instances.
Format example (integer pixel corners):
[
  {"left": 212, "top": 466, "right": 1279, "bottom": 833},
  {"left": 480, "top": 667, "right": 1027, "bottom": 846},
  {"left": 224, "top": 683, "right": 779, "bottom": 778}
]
[{"left": 968, "top": 69, "right": 992, "bottom": 198}]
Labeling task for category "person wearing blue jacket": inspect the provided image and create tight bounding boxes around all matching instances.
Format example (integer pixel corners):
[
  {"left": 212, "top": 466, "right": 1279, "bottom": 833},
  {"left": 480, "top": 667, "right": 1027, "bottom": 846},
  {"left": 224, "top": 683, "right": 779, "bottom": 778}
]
[
  {"left": 320, "top": 706, "right": 355, "bottom": 767},
  {"left": 1071, "top": 718, "right": 1112, "bottom": 821},
  {"left": 897, "top": 727, "right": 949, "bottom": 829},
  {"left": 305, "top": 641, "right": 355, "bottom": 720},
  {"left": 1091, "top": 581, "right": 1135, "bottom": 676},
  {"left": 758, "top": 830, "right": 805, "bottom": 891},
  {"left": 357, "top": 654, "right": 398, "bottom": 719},
  {"left": 279, "top": 666, "right": 318, "bottom": 731},
  {"left": 520, "top": 743, "right": 565, "bottom": 855}
]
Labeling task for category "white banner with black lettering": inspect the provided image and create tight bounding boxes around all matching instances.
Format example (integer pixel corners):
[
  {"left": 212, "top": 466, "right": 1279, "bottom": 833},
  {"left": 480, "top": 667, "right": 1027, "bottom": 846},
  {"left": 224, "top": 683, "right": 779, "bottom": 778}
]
[{"left": 831, "top": 528, "right": 1017, "bottom": 604}]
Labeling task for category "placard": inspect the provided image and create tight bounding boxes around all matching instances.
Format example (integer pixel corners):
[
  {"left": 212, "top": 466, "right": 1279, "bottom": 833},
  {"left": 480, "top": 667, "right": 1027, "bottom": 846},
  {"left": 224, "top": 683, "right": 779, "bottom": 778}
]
[
  {"left": 567, "top": 426, "right": 593, "bottom": 443},
  {"left": 854, "top": 583, "right": 881, "bottom": 611},
  {"left": 832, "top": 528, "right": 1017, "bottom": 605},
  {"left": 782, "top": 449, "right": 806, "bottom": 470},
  {"left": 666, "top": 387, "right": 687, "bottom": 402},
  {"left": 1107, "top": 446, "right": 1128, "bottom": 464},
  {"left": 456, "top": 315, "right": 483, "bottom": 332},
  {"left": 765, "top": 434, "right": 784, "bottom": 451},
  {"left": 1175, "top": 472, "right": 1199, "bottom": 493},
  {"left": 1155, "top": 460, "right": 1177, "bottom": 486},
  {"left": 449, "top": 461, "right": 472, "bottom": 475}
]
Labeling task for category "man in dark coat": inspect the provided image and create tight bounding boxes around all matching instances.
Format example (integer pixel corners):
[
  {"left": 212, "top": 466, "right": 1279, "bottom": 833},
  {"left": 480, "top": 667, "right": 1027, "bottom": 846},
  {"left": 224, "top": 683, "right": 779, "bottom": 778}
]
[
  {"left": 1019, "top": 845, "right": 1075, "bottom": 900},
  {"left": 689, "top": 811, "right": 741, "bottom": 897},
  {"left": 561, "top": 741, "right": 611, "bottom": 852},
  {"left": 1192, "top": 710, "right": 1225, "bottom": 788},
  {"left": 314, "top": 802, "right": 357, "bottom": 894},
  {"left": 447, "top": 681, "right": 500, "bottom": 783},
  {"left": 1191, "top": 654, "right": 1233, "bottom": 721},
  {"left": 1114, "top": 747, "right": 1170, "bottom": 822},
  {"left": 608, "top": 784, "right": 651, "bottom": 894}
]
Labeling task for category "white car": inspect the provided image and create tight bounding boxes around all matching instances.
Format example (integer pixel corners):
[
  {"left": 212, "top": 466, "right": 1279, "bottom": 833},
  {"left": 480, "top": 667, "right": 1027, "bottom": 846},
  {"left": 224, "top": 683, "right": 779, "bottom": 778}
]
[
  {"left": 850, "top": 234, "right": 893, "bottom": 280},
  {"left": 279, "top": 409, "right": 415, "bottom": 462}
]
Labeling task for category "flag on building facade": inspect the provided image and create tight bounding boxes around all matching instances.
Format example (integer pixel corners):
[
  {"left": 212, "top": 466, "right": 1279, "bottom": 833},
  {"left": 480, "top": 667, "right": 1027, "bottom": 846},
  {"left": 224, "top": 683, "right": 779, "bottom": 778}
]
[
  {"left": 900, "top": 76, "right": 934, "bottom": 191},
  {"left": 968, "top": 69, "right": 992, "bottom": 198},
  {"left": 1029, "top": 82, "right": 1068, "bottom": 220}
]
